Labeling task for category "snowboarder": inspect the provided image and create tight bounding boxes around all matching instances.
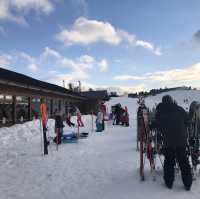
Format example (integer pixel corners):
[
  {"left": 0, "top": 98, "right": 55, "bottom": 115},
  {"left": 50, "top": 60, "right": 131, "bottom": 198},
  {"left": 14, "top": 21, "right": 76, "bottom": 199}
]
[{"left": 155, "top": 95, "right": 192, "bottom": 190}]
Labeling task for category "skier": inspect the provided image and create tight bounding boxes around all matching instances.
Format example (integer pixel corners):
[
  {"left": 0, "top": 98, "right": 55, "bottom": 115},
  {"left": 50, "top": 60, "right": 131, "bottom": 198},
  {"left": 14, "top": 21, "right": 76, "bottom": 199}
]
[
  {"left": 121, "top": 107, "right": 129, "bottom": 126},
  {"left": 114, "top": 103, "right": 122, "bottom": 125},
  {"left": 155, "top": 95, "right": 192, "bottom": 190},
  {"left": 54, "top": 110, "right": 65, "bottom": 144},
  {"left": 76, "top": 107, "right": 84, "bottom": 127},
  {"left": 66, "top": 112, "right": 75, "bottom": 127}
]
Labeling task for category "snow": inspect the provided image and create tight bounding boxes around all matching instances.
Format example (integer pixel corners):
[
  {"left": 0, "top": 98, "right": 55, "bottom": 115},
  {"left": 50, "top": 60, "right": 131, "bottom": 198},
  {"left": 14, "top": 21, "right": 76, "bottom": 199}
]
[{"left": 1, "top": 90, "right": 200, "bottom": 199}]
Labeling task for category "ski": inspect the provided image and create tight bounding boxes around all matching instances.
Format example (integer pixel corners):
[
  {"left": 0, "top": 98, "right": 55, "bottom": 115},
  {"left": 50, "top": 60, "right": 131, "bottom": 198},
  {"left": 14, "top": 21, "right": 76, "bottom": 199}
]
[{"left": 40, "top": 99, "right": 48, "bottom": 155}]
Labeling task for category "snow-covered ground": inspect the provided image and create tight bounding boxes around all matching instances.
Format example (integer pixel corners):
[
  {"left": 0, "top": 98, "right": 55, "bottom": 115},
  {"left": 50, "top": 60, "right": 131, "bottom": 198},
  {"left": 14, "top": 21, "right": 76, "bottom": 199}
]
[{"left": 1, "top": 90, "right": 200, "bottom": 199}]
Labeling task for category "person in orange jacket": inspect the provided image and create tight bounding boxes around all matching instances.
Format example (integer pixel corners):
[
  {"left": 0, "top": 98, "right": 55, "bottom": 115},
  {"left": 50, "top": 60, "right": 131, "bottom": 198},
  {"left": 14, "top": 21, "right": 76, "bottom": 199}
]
[
  {"left": 40, "top": 102, "right": 47, "bottom": 126},
  {"left": 40, "top": 98, "right": 48, "bottom": 154}
]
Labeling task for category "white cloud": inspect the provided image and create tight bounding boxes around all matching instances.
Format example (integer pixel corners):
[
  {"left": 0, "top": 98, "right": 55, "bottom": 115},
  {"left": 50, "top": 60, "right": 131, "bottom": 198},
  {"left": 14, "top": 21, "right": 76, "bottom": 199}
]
[
  {"left": 113, "top": 63, "right": 200, "bottom": 89},
  {"left": 0, "top": 0, "right": 54, "bottom": 25},
  {"left": 0, "top": 54, "right": 12, "bottom": 68},
  {"left": 99, "top": 59, "right": 108, "bottom": 72},
  {"left": 41, "top": 47, "right": 98, "bottom": 81},
  {"left": 78, "top": 55, "right": 95, "bottom": 63},
  {"left": 56, "top": 17, "right": 121, "bottom": 46},
  {"left": 56, "top": 17, "right": 161, "bottom": 55},
  {"left": 28, "top": 63, "right": 38, "bottom": 71},
  {"left": 41, "top": 47, "right": 61, "bottom": 59},
  {"left": 114, "top": 75, "right": 145, "bottom": 81},
  {"left": 147, "top": 63, "right": 200, "bottom": 82},
  {"left": 18, "top": 52, "right": 39, "bottom": 72}
]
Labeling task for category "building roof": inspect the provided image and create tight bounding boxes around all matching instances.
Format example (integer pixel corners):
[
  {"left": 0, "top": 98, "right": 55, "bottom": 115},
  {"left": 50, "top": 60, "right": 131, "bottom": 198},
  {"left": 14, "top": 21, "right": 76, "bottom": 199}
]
[
  {"left": 81, "top": 90, "right": 109, "bottom": 100},
  {"left": 0, "top": 67, "right": 85, "bottom": 99}
]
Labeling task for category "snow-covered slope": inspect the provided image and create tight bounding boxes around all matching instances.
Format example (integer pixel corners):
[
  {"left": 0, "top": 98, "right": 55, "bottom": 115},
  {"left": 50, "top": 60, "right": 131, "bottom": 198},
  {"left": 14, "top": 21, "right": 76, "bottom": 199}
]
[
  {"left": 145, "top": 89, "right": 200, "bottom": 110},
  {"left": 0, "top": 91, "right": 200, "bottom": 199}
]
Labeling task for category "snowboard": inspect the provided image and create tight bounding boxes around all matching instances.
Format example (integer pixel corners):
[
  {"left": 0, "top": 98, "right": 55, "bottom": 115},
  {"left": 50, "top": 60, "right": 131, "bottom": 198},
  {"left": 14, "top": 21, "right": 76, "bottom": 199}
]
[{"left": 62, "top": 133, "right": 78, "bottom": 143}]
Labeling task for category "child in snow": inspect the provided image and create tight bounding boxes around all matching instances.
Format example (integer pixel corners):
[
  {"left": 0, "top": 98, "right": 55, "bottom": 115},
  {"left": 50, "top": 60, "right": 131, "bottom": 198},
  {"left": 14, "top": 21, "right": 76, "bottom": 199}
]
[
  {"left": 54, "top": 110, "right": 65, "bottom": 144},
  {"left": 100, "top": 102, "right": 106, "bottom": 130},
  {"left": 66, "top": 112, "right": 75, "bottom": 127},
  {"left": 96, "top": 110, "right": 103, "bottom": 132},
  {"left": 76, "top": 107, "right": 84, "bottom": 127},
  {"left": 121, "top": 107, "right": 129, "bottom": 126}
]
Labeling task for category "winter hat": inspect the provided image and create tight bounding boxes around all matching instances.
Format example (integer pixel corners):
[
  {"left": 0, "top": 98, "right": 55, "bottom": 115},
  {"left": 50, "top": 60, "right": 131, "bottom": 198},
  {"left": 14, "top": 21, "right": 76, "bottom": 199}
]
[{"left": 162, "top": 95, "right": 173, "bottom": 104}]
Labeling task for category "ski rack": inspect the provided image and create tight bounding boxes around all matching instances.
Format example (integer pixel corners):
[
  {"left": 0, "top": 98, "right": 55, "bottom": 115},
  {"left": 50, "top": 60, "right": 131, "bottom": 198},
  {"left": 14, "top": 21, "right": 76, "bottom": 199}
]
[
  {"left": 137, "top": 105, "right": 162, "bottom": 181},
  {"left": 137, "top": 102, "right": 200, "bottom": 181}
]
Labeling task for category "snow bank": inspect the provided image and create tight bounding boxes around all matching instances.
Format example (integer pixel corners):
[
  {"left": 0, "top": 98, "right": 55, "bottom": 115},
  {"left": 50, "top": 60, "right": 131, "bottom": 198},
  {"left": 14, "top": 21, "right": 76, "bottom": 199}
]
[{"left": 0, "top": 91, "right": 200, "bottom": 199}]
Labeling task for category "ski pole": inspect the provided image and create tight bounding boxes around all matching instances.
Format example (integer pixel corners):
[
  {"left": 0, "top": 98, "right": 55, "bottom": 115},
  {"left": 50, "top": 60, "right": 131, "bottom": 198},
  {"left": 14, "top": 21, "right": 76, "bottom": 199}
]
[
  {"left": 91, "top": 111, "right": 94, "bottom": 133},
  {"left": 56, "top": 128, "right": 59, "bottom": 151},
  {"left": 77, "top": 124, "right": 80, "bottom": 138},
  {"left": 39, "top": 117, "right": 43, "bottom": 156}
]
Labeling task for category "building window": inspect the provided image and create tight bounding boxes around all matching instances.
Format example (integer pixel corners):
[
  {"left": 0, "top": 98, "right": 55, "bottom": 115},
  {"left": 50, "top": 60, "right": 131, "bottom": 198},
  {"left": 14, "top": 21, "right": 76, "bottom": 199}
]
[
  {"left": 0, "top": 94, "right": 13, "bottom": 124},
  {"left": 31, "top": 98, "right": 40, "bottom": 119},
  {"left": 16, "top": 96, "right": 28, "bottom": 122},
  {"left": 46, "top": 99, "right": 51, "bottom": 116},
  {"left": 53, "top": 99, "right": 59, "bottom": 114}
]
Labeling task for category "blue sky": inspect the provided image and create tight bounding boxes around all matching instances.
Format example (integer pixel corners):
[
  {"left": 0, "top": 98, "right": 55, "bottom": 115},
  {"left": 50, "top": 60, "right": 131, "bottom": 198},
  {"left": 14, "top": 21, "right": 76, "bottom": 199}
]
[{"left": 0, "top": 0, "right": 200, "bottom": 93}]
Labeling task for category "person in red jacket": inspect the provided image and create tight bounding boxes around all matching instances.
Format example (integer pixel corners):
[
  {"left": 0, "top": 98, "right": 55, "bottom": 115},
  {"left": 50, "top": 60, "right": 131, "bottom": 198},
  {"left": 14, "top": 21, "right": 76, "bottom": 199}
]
[
  {"left": 66, "top": 112, "right": 75, "bottom": 127},
  {"left": 76, "top": 107, "right": 84, "bottom": 127},
  {"left": 100, "top": 102, "right": 106, "bottom": 130}
]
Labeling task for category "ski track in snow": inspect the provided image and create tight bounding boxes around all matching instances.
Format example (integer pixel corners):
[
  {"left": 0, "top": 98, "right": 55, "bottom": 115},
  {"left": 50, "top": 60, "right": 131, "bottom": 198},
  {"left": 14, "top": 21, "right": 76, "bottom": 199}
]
[{"left": 0, "top": 90, "right": 200, "bottom": 199}]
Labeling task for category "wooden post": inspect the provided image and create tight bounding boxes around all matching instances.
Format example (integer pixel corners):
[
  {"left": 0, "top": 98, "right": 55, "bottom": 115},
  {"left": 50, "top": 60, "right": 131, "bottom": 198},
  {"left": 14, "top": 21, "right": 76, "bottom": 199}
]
[
  {"left": 50, "top": 99, "right": 53, "bottom": 117},
  {"left": 77, "top": 124, "right": 80, "bottom": 138},
  {"left": 58, "top": 99, "right": 61, "bottom": 112},
  {"left": 91, "top": 110, "right": 94, "bottom": 132},
  {"left": 28, "top": 97, "right": 32, "bottom": 121},
  {"left": 12, "top": 96, "right": 16, "bottom": 125}
]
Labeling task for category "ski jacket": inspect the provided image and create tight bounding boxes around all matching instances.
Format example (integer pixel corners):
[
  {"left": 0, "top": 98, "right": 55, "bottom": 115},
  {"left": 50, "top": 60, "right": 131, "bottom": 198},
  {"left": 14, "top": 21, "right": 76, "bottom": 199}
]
[
  {"left": 155, "top": 102, "right": 189, "bottom": 148},
  {"left": 96, "top": 112, "right": 103, "bottom": 124},
  {"left": 40, "top": 103, "right": 47, "bottom": 126},
  {"left": 55, "top": 115, "right": 64, "bottom": 129}
]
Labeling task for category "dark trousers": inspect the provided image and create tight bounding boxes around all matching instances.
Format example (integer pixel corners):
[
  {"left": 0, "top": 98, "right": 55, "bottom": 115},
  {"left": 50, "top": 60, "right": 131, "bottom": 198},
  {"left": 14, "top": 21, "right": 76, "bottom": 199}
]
[
  {"left": 54, "top": 128, "right": 63, "bottom": 144},
  {"left": 66, "top": 119, "right": 75, "bottom": 127},
  {"left": 163, "top": 147, "right": 192, "bottom": 189}
]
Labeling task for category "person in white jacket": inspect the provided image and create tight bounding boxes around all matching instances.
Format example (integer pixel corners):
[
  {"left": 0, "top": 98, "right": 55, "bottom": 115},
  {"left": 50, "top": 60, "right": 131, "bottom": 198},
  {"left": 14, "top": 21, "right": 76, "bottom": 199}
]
[{"left": 96, "top": 111, "right": 103, "bottom": 132}]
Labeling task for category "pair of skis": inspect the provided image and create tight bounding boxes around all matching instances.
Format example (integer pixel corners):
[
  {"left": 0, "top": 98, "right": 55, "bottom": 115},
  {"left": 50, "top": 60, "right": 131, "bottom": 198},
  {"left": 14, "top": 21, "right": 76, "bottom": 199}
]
[
  {"left": 138, "top": 107, "right": 159, "bottom": 181},
  {"left": 40, "top": 101, "right": 61, "bottom": 155}
]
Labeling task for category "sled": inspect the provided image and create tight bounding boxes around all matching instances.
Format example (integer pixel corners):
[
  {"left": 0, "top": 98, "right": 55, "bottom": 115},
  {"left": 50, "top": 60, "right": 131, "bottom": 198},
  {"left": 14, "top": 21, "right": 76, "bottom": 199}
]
[
  {"left": 62, "top": 138, "right": 78, "bottom": 143},
  {"left": 79, "top": 132, "right": 89, "bottom": 138},
  {"left": 62, "top": 133, "right": 78, "bottom": 143}
]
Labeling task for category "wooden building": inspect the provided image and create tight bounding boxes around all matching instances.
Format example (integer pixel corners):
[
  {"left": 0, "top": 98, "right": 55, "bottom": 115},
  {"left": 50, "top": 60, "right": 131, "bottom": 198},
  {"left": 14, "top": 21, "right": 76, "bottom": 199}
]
[
  {"left": 0, "top": 68, "right": 86, "bottom": 126},
  {"left": 79, "top": 90, "right": 110, "bottom": 114}
]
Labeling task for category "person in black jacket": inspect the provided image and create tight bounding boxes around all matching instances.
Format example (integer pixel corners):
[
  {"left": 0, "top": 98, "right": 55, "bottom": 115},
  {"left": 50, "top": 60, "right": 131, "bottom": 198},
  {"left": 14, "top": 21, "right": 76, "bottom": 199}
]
[
  {"left": 54, "top": 110, "right": 64, "bottom": 144},
  {"left": 155, "top": 95, "right": 192, "bottom": 190}
]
